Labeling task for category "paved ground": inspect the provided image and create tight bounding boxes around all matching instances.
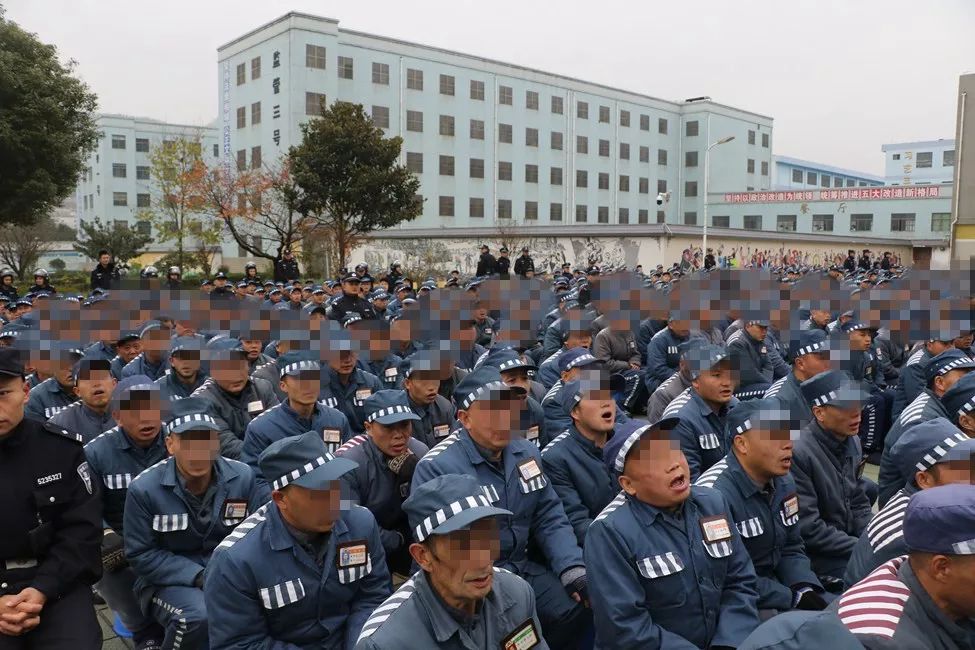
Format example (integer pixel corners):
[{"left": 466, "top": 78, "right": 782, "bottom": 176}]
[{"left": 97, "top": 603, "right": 132, "bottom": 650}]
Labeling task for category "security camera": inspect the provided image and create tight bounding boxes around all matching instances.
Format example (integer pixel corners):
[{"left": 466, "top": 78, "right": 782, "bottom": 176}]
[{"left": 656, "top": 193, "right": 665, "bottom": 206}]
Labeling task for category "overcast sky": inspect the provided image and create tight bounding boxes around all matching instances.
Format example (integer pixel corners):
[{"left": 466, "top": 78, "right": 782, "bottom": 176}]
[{"left": 5, "top": 0, "right": 974, "bottom": 174}]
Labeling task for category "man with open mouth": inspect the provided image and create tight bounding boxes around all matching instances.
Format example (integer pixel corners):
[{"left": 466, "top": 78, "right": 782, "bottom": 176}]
[
  {"left": 587, "top": 416, "right": 760, "bottom": 649},
  {"left": 48, "top": 355, "right": 117, "bottom": 444}
]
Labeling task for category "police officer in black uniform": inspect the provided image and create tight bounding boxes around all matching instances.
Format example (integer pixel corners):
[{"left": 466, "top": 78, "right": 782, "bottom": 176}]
[
  {"left": 0, "top": 348, "right": 103, "bottom": 649},
  {"left": 514, "top": 247, "right": 535, "bottom": 278},
  {"left": 273, "top": 248, "right": 300, "bottom": 283}
]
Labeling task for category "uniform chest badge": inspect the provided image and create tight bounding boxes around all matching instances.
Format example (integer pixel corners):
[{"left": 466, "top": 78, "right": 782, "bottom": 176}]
[
  {"left": 526, "top": 425, "right": 539, "bottom": 441},
  {"left": 337, "top": 541, "right": 368, "bottom": 568},
  {"left": 700, "top": 515, "right": 732, "bottom": 543},
  {"left": 484, "top": 328, "right": 493, "bottom": 334},
  {"left": 322, "top": 429, "right": 341, "bottom": 444},
  {"left": 384, "top": 367, "right": 398, "bottom": 379},
  {"left": 222, "top": 499, "right": 248, "bottom": 520},
  {"left": 502, "top": 618, "right": 540, "bottom": 650},
  {"left": 77, "top": 462, "right": 92, "bottom": 495},
  {"left": 247, "top": 400, "right": 264, "bottom": 414},
  {"left": 434, "top": 424, "right": 450, "bottom": 438},
  {"left": 355, "top": 389, "right": 372, "bottom": 402},
  {"left": 517, "top": 458, "right": 542, "bottom": 482},
  {"left": 760, "top": 346, "right": 767, "bottom": 354},
  {"left": 782, "top": 494, "right": 799, "bottom": 519}
]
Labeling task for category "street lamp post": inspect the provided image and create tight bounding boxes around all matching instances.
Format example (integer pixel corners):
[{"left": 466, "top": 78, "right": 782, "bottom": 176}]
[{"left": 702, "top": 135, "right": 736, "bottom": 264}]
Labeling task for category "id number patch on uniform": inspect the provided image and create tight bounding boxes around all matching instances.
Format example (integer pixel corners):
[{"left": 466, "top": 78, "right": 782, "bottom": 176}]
[
  {"left": 355, "top": 389, "right": 372, "bottom": 401},
  {"left": 434, "top": 424, "right": 450, "bottom": 438},
  {"left": 700, "top": 515, "right": 732, "bottom": 543},
  {"left": 323, "top": 429, "right": 341, "bottom": 443},
  {"left": 502, "top": 618, "right": 540, "bottom": 650},
  {"left": 782, "top": 493, "right": 799, "bottom": 519},
  {"left": 222, "top": 499, "right": 248, "bottom": 520},
  {"left": 247, "top": 400, "right": 264, "bottom": 413},
  {"left": 337, "top": 541, "right": 368, "bottom": 568},
  {"left": 517, "top": 458, "right": 542, "bottom": 482},
  {"left": 526, "top": 426, "right": 539, "bottom": 441}
]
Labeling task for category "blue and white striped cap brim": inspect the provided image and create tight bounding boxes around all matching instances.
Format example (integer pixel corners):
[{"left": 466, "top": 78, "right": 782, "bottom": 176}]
[
  {"left": 280, "top": 359, "right": 321, "bottom": 377},
  {"left": 270, "top": 452, "right": 357, "bottom": 491},
  {"left": 614, "top": 424, "right": 653, "bottom": 473},
  {"left": 164, "top": 413, "right": 219, "bottom": 436},
  {"left": 413, "top": 493, "right": 512, "bottom": 542},
  {"left": 951, "top": 538, "right": 975, "bottom": 554},
  {"left": 565, "top": 354, "right": 597, "bottom": 371},
  {"left": 459, "top": 380, "right": 522, "bottom": 410},
  {"left": 915, "top": 432, "right": 970, "bottom": 472},
  {"left": 936, "top": 357, "right": 975, "bottom": 377},
  {"left": 366, "top": 404, "right": 421, "bottom": 425},
  {"left": 498, "top": 357, "right": 532, "bottom": 372},
  {"left": 794, "top": 340, "right": 829, "bottom": 356}
]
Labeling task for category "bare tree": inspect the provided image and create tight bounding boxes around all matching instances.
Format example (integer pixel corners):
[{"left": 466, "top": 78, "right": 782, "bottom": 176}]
[
  {"left": 493, "top": 217, "right": 531, "bottom": 253},
  {"left": 0, "top": 217, "right": 58, "bottom": 279}
]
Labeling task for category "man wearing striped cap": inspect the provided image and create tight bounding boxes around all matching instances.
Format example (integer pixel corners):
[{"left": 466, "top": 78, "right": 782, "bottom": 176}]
[
  {"left": 356, "top": 473, "right": 544, "bottom": 649},
  {"left": 845, "top": 417, "right": 975, "bottom": 585},
  {"left": 205, "top": 431, "right": 390, "bottom": 649},
  {"left": 123, "top": 396, "right": 267, "bottom": 650},
  {"left": 834, "top": 484, "right": 975, "bottom": 649}
]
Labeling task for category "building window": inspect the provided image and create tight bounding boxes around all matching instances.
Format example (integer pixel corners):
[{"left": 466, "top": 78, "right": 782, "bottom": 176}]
[
  {"left": 551, "top": 131, "right": 563, "bottom": 150},
  {"left": 498, "top": 161, "right": 512, "bottom": 181},
  {"left": 686, "top": 120, "right": 699, "bottom": 136},
  {"left": 524, "top": 200, "right": 538, "bottom": 220},
  {"left": 112, "top": 192, "right": 127, "bottom": 207},
  {"left": 834, "top": 176, "right": 843, "bottom": 187},
  {"left": 551, "top": 96, "right": 563, "bottom": 114},
  {"left": 859, "top": 181, "right": 867, "bottom": 186},
  {"left": 575, "top": 205, "right": 587, "bottom": 222},
  {"left": 525, "top": 127, "right": 539, "bottom": 147},
  {"left": 892, "top": 153, "right": 901, "bottom": 160},
  {"left": 305, "top": 92, "right": 326, "bottom": 116},
  {"left": 111, "top": 135, "right": 126, "bottom": 149},
  {"left": 595, "top": 139, "right": 608, "bottom": 157},
  {"left": 620, "top": 109, "right": 630, "bottom": 127},
  {"left": 792, "top": 169, "right": 802, "bottom": 183},
  {"left": 470, "top": 119, "right": 485, "bottom": 140},
  {"left": 657, "top": 179, "right": 668, "bottom": 194},
  {"left": 469, "top": 158, "right": 484, "bottom": 179},
  {"left": 470, "top": 80, "right": 485, "bottom": 100},
  {"left": 112, "top": 163, "right": 127, "bottom": 178},
  {"left": 761, "top": 161, "right": 769, "bottom": 176},
  {"left": 498, "top": 199, "right": 512, "bottom": 219},
  {"left": 337, "top": 56, "right": 353, "bottom": 79},
  {"left": 135, "top": 220, "right": 151, "bottom": 236},
  {"left": 916, "top": 152, "right": 933, "bottom": 168},
  {"left": 525, "top": 164, "right": 538, "bottom": 183},
  {"left": 439, "top": 155, "right": 455, "bottom": 176},
  {"left": 619, "top": 208, "right": 630, "bottom": 224},
  {"left": 406, "top": 152, "right": 423, "bottom": 173},
  {"left": 251, "top": 102, "right": 261, "bottom": 125},
  {"left": 576, "top": 136, "right": 588, "bottom": 154},
  {"left": 640, "top": 145, "right": 650, "bottom": 163},
  {"left": 371, "top": 105, "right": 390, "bottom": 129},
  {"left": 136, "top": 193, "right": 150, "bottom": 208},
  {"left": 550, "top": 203, "right": 563, "bottom": 221},
  {"left": 576, "top": 170, "right": 588, "bottom": 188},
  {"left": 640, "top": 114, "right": 650, "bottom": 131},
  {"left": 372, "top": 62, "right": 389, "bottom": 85},
  {"left": 439, "top": 115, "right": 455, "bottom": 137},
  {"left": 597, "top": 206, "right": 609, "bottom": 223},
  {"left": 944, "top": 150, "right": 956, "bottom": 167},
  {"left": 406, "top": 68, "right": 423, "bottom": 90},
  {"left": 236, "top": 149, "right": 246, "bottom": 171},
  {"left": 470, "top": 197, "right": 484, "bottom": 218},
  {"left": 710, "top": 215, "right": 729, "bottom": 228},
  {"left": 746, "top": 158, "right": 755, "bottom": 174},
  {"left": 406, "top": 110, "right": 423, "bottom": 132},
  {"left": 658, "top": 149, "right": 668, "bottom": 166},
  {"left": 306, "top": 44, "right": 326, "bottom": 69},
  {"left": 639, "top": 177, "right": 649, "bottom": 194},
  {"left": 932, "top": 212, "right": 951, "bottom": 232},
  {"left": 891, "top": 213, "right": 916, "bottom": 232},
  {"left": 620, "top": 143, "right": 630, "bottom": 160},
  {"left": 236, "top": 62, "right": 246, "bottom": 85},
  {"left": 820, "top": 175, "right": 830, "bottom": 188},
  {"left": 136, "top": 138, "right": 149, "bottom": 153},
  {"left": 777, "top": 214, "right": 797, "bottom": 231},
  {"left": 685, "top": 151, "right": 698, "bottom": 167},
  {"left": 747, "top": 130, "right": 756, "bottom": 145},
  {"left": 136, "top": 165, "right": 150, "bottom": 180},
  {"left": 250, "top": 56, "right": 261, "bottom": 80},
  {"left": 439, "top": 74, "right": 455, "bottom": 96},
  {"left": 526, "top": 90, "right": 539, "bottom": 110},
  {"left": 619, "top": 175, "right": 630, "bottom": 192},
  {"left": 499, "top": 85, "right": 513, "bottom": 105},
  {"left": 439, "top": 196, "right": 454, "bottom": 217},
  {"left": 236, "top": 106, "right": 246, "bottom": 129},
  {"left": 807, "top": 172, "right": 817, "bottom": 185},
  {"left": 656, "top": 210, "right": 665, "bottom": 223},
  {"left": 498, "top": 123, "right": 512, "bottom": 144},
  {"left": 850, "top": 213, "right": 873, "bottom": 232},
  {"left": 251, "top": 146, "right": 262, "bottom": 169},
  {"left": 684, "top": 181, "right": 698, "bottom": 197},
  {"left": 550, "top": 167, "right": 563, "bottom": 185},
  {"left": 812, "top": 214, "right": 833, "bottom": 232},
  {"left": 577, "top": 101, "right": 588, "bottom": 119},
  {"left": 684, "top": 211, "right": 698, "bottom": 225},
  {"left": 762, "top": 133, "right": 770, "bottom": 148},
  {"left": 599, "top": 105, "right": 610, "bottom": 123},
  {"left": 743, "top": 214, "right": 762, "bottom": 230},
  {"left": 598, "top": 173, "right": 609, "bottom": 190},
  {"left": 638, "top": 209, "right": 649, "bottom": 223},
  {"left": 846, "top": 179, "right": 855, "bottom": 187}
]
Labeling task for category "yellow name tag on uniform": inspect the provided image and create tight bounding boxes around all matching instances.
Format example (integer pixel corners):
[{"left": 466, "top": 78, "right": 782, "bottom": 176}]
[
  {"left": 337, "top": 541, "right": 367, "bottom": 568},
  {"left": 517, "top": 458, "right": 542, "bottom": 482},
  {"left": 701, "top": 515, "right": 732, "bottom": 543}
]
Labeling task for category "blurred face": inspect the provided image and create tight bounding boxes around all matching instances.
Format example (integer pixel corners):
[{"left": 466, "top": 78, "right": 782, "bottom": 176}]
[
  {"left": 795, "top": 351, "right": 832, "bottom": 379},
  {"left": 113, "top": 397, "right": 162, "bottom": 446},
  {"left": 928, "top": 340, "right": 952, "bottom": 356},
  {"left": 143, "top": 330, "right": 171, "bottom": 359},
  {"left": 75, "top": 370, "right": 116, "bottom": 410},
  {"left": 810, "top": 310, "right": 831, "bottom": 326},
  {"left": 849, "top": 329, "right": 873, "bottom": 351},
  {"left": 570, "top": 390, "right": 616, "bottom": 438},
  {"left": 210, "top": 357, "right": 250, "bottom": 392},
  {"left": 934, "top": 369, "right": 973, "bottom": 397},
  {"left": 366, "top": 419, "right": 412, "bottom": 457},
  {"left": 329, "top": 350, "right": 358, "bottom": 376},
  {"left": 919, "top": 459, "right": 975, "bottom": 489},
  {"left": 405, "top": 372, "right": 440, "bottom": 405},
  {"left": 565, "top": 331, "right": 592, "bottom": 350},
  {"left": 173, "top": 322, "right": 196, "bottom": 337},
  {"left": 499, "top": 368, "right": 530, "bottom": 397},
  {"left": 745, "top": 323, "right": 768, "bottom": 342},
  {"left": 281, "top": 371, "right": 320, "bottom": 407},
  {"left": 813, "top": 403, "right": 861, "bottom": 436},
  {"left": 342, "top": 280, "right": 360, "bottom": 296},
  {"left": 458, "top": 395, "right": 523, "bottom": 455},
  {"left": 52, "top": 359, "right": 75, "bottom": 388},
  {"left": 165, "top": 430, "right": 220, "bottom": 480},
  {"left": 0, "top": 376, "right": 28, "bottom": 437},
  {"left": 274, "top": 482, "right": 343, "bottom": 533},
  {"left": 692, "top": 362, "right": 734, "bottom": 407},
  {"left": 668, "top": 320, "right": 690, "bottom": 339},
  {"left": 241, "top": 339, "right": 263, "bottom": 360},
  {"left": 412, "top": 518, "right": 501, "bottom": 610},
  {"left": 734, "top": 427, "right": 795, "bottom": 479},
  {"left": 170, "top": 351, "right": 201, "bottom": 381},
  {"left": 118, "top": 339, "right": 142, "bottom": 363},
  {"left": 955, "top": 333, "right": 974, "bottom": 350},
  {"left": 34, "top": 276, "right": 45, "bottom": 286},
  {"left": 473, "top": 308, "right": 487, "bottom": 322},
  {"left": 619, "top": 436, "right": 690, "bottom": 509},
  {"left": 99, "top": 254, "right": 111, "bottom": 266}
]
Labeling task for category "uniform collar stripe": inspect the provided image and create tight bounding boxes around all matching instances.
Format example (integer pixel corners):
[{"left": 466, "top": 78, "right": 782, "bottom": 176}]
[
  {"left": 366, "top": 404, "right": 410, "bottom": 423},
  {"left": 270, "top": 453, "right": 332, "bottom": 490},
  {"left": 413, "top": 493, "right": 493, "bottom": 542}
]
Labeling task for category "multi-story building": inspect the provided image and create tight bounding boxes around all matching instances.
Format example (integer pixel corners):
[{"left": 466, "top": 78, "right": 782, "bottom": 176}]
[
  {"left": 882, "top": 139, "right": 956, "bottom": 186},
  {"left": 772, "top": 155, "right": 883, "bottom": 191},
  {"left": 75, "top": 114, "right": 220, "bottom": 242}
]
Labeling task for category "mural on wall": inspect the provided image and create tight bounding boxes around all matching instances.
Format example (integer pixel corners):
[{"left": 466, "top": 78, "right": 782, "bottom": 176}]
[{"left": 671, "top": 240, "right": 905, "bottom": 270}]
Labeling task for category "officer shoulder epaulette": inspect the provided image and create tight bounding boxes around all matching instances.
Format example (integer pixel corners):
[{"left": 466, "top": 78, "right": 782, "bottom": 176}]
[
  {"left": 865, "top": 490, "right": 911, "bottom": 552},
  {"left": 592, "top": 490, "right": 628, "bottom": 524},
  {"left": 215, "top": 502, "right": 270, "bottom": 552},
  {"left": 763, "top": 375, "right": 788, "bottom": 398},
  {"left": 898, "top": 393, "right": 931, "bottom": 426},
  {"left": 336, "top": 434, "right": 369, "bottom": 455},
  {"left": 542, "top": 381, "right": 563, "bottom": 404},
  {"left": 837, "top": 556, "right": 911, "bottom": 639},
  {"left": 662, "top": 388, "right": 692, "bottom": 418},
  {"left": 41, "top": 420, "right": 84, "bottom": 444},
  {"left": 905, "top": 348, "right": 925, "bottom": 366},
  {"left": 419, "top": 431, "right": 460, "bottom": 463},
  {"left": 130, "top": 457, "right": 172, "bottom": 486},
  {"left": 356, "top": 572, "right": 419, "bottom": 643},
  {"left": 694, "top": 457, "right": 729, "bottom": 489},
  {"left": 541, "top": 430, "right": 571, "bottom": 456}
]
